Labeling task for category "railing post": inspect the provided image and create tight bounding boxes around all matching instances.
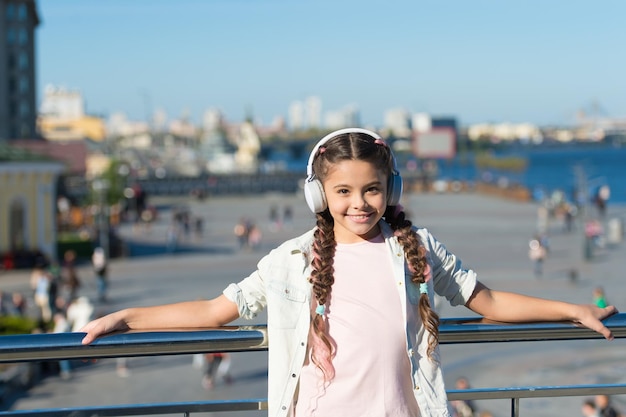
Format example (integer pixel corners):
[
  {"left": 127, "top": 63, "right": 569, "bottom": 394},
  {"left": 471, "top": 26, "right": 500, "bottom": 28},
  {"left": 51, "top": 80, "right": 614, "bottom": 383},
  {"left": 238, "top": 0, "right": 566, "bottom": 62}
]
[{"left": 511, "top": 397, "right": 519, "bottom": 417}]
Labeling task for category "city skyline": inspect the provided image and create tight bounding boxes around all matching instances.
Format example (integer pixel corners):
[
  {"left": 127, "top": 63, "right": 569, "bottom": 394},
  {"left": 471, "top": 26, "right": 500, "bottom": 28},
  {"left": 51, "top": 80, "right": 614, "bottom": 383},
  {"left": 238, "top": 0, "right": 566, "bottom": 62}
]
[{"left": 37, "top": 1, "right": 626, "bottom": 128}]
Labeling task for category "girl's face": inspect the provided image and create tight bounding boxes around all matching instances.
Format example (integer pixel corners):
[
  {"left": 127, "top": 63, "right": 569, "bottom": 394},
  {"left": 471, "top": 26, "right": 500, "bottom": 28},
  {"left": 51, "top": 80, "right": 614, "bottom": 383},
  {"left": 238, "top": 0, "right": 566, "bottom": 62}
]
[{"left": 322, "top": 159, "right": 388, "bottom": 244}]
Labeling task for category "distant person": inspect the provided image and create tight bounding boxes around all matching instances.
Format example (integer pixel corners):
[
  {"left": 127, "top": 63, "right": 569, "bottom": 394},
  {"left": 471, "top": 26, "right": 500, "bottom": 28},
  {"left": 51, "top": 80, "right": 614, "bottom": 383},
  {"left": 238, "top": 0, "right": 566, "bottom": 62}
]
[
  {"left": 528, "top": 237, "right": 547, "bottom": 277},
  {"left": 62, "top": 250, "right": 81, "bottom": 303},
  {"left": 283, "top": 205, "right": 293, "bottom": 230},
  {"left": 593, "top": 286, "right": 608, "bottom": 308},
  {"left": 450, "top": 376, "right": 477, "bottom": 417},
  {"left": 582, "top": 398, "right": 600, "bottom": 417},
  {"left": 92, "top": 247, "right": 108, "bottom": 302},
  {"left": 596, "top": 394, "right": 620, "bottom": 417},
  {"left": 234, "top": 218, "right": 250, "bottom": 249},
  {"left": 52, "top": 312, "right": 72, "bottom": 379},
  {"left": 594, "top": 185, "right": 610, "bottom": 219},
  {"left": 248, "top": 224, "right": 262, "bottom": 250},
  {"left": 31, "top": 264, "right": 52, "bottom": 322},
  {"left": 201, "top": 352, "right": 233, "bottom": 390},
  {"left": 10, "top": 292, "right": 27, "bottom": 316},
  {"left": 81, "top": 128, "right": 617, "bottom": 417},
  {"left": 269, "top": 205, "right": 280, "bottom": 232},
  {"left": 66, "top": 296, "right": 94, "bottom": 333}
]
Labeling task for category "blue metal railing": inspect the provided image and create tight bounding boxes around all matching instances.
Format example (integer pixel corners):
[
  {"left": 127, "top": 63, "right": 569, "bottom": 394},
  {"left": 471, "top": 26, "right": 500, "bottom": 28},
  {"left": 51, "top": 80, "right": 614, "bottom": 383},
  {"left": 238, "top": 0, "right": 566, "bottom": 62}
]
[{"left": 1, "top": 314, "right": 626, "bottom": 416}]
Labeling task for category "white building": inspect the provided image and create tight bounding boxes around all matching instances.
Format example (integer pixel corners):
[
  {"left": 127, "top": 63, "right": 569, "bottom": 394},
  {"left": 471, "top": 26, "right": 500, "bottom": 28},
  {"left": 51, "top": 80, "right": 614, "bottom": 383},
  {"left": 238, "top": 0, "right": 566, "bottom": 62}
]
[
  {"left": 288, "top": 100, "right": 304, "bottom": 130},
  {"left": 305, "top": 96, "right": 322, "bottom": 129},
  {"left": 39, "top": 85, "right": 84, "bottom": 119},
  {"left": 383, "top": 108, "right": 411, "bottom": 137}
]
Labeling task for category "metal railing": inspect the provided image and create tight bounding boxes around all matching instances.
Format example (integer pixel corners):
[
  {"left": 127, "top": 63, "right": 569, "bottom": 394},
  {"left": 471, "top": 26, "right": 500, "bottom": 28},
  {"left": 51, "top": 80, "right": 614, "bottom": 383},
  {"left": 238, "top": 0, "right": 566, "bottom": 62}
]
[{"left": 1, "top": 314, "right": 626, "bottom": 417}]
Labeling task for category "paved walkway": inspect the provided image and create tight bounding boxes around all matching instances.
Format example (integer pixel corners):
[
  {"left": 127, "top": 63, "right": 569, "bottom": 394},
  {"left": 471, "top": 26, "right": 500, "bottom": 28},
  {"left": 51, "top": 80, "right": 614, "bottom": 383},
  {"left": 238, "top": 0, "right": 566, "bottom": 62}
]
[{"left": 1, "top": 191, "right": 625, "bottom": 417}]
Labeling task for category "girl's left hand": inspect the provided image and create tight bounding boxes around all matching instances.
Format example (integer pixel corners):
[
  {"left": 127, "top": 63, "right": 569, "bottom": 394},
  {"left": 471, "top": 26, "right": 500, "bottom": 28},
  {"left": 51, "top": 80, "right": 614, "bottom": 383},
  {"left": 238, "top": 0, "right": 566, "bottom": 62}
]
[{"left": 573, "top": 304, "right": 618, "bottom": 340}]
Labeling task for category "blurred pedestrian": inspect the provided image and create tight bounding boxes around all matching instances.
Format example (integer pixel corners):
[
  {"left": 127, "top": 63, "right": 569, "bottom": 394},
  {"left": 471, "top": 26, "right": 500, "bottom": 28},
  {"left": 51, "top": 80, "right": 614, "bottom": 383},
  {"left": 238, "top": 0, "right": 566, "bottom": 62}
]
[
  {"left": 31, "top": 263, "right": 52, "bottom": 322},
  {"left": 202, "top": 352, "right": 233, "bottom": 390},
  {"left": 234, "top": 218, "right": 250, "bottom": 250},
  {"left": 593, "top": 286, "right": 608, "bottom": 308},
  {"left": 596, "top": 394, "right": 620, "bottom": 417},
  {"left": 92, "top": 247, "right": 108, "bottom": 302},
  {"left": 248, "top": 224, "right": 262, "bottom": 250},
  {"left": 52, "top": 312, "right": 72, "bottom": 379},
  {"left": 582, "top": 398, "right": 600, "bottom": 417},
  {"left": 528, "top": 237, "right": 547, "bottom": 278},
  {"left": 451, "top": 376, "right": 477, "bottom": 417},
  {"left": 62, "top": 250, "right": 81, "bottom": 303},
  {"left": 66, "top": 296, "right": 94, "bottom": 332}
]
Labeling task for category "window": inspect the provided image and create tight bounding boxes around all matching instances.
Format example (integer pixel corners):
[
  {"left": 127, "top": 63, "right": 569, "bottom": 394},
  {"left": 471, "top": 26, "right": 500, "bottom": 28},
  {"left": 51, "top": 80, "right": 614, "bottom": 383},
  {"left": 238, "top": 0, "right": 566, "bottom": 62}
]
[
  {"left": 6, "top": 3, "right": 16, "bottom": 20},
  {"left": 18, "top": 52, "right": 28, "bottom": 69},
  {"left": 7, "top": 27, "right": 16, "bottom": 44},
  {"left": 19, "top": 77, "right": 29, "bottom": 94},
  {"left": 18, "top": 27, "right": 28, "bottom": 44},
  {"left": 19, "top": 101, "right": 30, "bottom": 117},
  {"left": 17, "top": 3, "right": 27, "bottom": 21}
]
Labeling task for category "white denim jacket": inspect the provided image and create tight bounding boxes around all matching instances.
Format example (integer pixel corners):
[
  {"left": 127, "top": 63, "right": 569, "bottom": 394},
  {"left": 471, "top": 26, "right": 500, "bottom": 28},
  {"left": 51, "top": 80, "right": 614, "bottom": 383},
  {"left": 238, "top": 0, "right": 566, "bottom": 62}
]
[{"left": 223, "top": 220, "right": 478, "bottom": 417}]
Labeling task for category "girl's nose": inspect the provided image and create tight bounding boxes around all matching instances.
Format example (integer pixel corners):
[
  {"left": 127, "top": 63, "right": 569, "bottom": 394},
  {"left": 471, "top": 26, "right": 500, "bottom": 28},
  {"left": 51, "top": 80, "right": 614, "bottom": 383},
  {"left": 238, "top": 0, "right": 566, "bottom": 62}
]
[{"left": 352, "top": 194, "right": 369, "bottom": 209}]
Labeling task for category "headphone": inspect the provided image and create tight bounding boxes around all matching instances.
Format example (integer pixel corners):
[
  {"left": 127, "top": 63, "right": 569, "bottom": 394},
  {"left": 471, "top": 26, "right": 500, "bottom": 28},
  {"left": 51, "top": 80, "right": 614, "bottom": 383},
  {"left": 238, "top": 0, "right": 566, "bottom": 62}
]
[{"left": 303, "top": 127, "right": 403, "bottom": 213}]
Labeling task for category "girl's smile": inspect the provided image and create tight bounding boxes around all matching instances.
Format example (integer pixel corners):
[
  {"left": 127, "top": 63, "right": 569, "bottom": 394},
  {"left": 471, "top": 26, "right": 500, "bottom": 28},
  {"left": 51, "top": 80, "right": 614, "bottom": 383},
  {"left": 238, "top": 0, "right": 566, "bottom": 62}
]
[{"left": 322, "top": 159, "right": 388, "bottom": 243}]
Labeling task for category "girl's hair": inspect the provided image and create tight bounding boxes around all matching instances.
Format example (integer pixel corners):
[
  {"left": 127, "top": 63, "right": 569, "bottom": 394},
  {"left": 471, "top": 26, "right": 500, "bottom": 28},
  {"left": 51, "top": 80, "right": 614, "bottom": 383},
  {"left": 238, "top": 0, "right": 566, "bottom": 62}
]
[{"left": 307, "top": 131, "right": 440, "bottom": 381}]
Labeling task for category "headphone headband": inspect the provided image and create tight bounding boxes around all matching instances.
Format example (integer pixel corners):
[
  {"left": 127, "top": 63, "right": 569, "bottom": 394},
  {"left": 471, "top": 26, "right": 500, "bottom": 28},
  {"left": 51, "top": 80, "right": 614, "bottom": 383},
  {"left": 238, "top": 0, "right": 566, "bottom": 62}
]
[{"left": 306, "top": 128, "right": 383, "bottom": 177}]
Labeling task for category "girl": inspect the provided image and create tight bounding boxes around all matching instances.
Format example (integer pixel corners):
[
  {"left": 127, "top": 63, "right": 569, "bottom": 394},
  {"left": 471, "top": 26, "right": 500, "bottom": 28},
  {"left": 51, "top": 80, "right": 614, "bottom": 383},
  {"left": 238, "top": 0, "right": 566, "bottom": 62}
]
[{"left": 81, "top": 128, "right": 617, "bottom": 417}]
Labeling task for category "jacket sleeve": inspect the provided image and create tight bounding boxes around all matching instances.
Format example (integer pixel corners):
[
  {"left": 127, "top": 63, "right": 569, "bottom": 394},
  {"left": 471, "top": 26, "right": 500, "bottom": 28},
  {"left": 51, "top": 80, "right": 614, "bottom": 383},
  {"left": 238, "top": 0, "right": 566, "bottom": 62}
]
[
  {"left": 417, "top": 227, "right": 477, "bottom": 306},
  {"left": 223, "top": 250, "right": 276, "bottom": 319}
]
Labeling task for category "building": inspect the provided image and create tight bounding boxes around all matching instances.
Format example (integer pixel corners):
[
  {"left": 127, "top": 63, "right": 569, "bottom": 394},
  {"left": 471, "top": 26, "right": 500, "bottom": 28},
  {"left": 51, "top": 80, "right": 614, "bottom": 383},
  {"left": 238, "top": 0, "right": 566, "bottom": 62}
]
[
  {"left": 0, "top": 0, "right": 40, "bottom": 141},
  {"left": 37, "top": 85, "right": 106, "bottom": 141},
  {"left": 0, "top": 145, "right": 64, "bottom": 266}
]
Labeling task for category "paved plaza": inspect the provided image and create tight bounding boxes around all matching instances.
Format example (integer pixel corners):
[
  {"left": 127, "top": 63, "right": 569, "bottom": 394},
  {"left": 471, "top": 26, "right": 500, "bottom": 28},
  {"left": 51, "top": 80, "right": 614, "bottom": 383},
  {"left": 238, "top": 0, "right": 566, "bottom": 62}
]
[{"left": 1, "top": 190, "right": 625, "bottom": 416}]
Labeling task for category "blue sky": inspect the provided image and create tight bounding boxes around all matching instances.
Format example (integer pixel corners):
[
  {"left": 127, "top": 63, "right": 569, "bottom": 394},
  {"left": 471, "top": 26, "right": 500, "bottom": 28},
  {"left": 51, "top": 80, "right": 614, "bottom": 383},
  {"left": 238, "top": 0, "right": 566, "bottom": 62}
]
[{"left": 37, "top": 0, "right": 626, "bottom": 128}]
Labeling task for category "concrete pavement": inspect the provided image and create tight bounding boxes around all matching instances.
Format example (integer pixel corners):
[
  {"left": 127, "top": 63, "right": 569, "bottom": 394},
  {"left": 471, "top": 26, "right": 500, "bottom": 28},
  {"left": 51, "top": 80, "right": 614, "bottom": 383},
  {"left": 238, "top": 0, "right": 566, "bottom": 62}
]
[{"left": 1, "top": 190, "right": 625, "bottom": 417}]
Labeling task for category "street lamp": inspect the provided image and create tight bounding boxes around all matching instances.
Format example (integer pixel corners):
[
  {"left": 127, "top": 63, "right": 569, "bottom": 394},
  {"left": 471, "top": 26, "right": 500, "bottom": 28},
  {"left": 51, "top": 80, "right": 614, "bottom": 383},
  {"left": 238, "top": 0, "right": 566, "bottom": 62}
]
[{"left": 92, "top": 178, "right": 110, "bottom": 259}]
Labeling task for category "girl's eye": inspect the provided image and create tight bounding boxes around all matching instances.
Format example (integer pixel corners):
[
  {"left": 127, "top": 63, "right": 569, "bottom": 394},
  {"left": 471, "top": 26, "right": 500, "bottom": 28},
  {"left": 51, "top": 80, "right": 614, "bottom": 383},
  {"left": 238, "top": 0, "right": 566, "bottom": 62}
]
[
  {"left": 338, "top": 189, "right": 349, "bottom": 195},
  {"left": 367, "top": 187, "right": 381, "bottom": 193}
]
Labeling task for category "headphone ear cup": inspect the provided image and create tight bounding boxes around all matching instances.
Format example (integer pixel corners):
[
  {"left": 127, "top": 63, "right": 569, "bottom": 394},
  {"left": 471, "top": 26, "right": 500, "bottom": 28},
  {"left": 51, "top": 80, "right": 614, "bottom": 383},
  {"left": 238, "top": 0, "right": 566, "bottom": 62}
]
[
  {"left": 387, "top": 173, "right": 403, "bottom": 206},
  {"left": 304, "top": 178, "right": 327, "bottom": 213}
]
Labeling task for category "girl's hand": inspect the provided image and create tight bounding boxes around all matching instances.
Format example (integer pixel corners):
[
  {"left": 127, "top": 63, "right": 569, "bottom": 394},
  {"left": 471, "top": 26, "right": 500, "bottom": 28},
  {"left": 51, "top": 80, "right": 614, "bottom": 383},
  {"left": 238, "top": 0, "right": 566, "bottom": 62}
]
[
  {"left": 80, "top": 311, "right": 129, "bottom": 345},
  {"left": 573, "top": 304, "right": 618, "bottom": 340}
]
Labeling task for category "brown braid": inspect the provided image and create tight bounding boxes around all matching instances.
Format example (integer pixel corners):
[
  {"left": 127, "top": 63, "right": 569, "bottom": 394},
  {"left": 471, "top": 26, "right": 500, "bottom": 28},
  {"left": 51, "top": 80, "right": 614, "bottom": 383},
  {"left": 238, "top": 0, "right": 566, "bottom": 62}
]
[
  {"left": 308, "top": 210, "right": 337, "bottom": 377},
  {"left": 384, "top": 205, "right": 440, "bottom": 359}
]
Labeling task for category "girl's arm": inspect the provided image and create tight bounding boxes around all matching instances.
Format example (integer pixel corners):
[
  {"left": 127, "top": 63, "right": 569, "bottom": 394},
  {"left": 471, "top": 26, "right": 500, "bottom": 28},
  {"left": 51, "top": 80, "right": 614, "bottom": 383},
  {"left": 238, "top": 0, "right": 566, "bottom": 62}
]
[
  {"left": 466, "top": 281, "right": 618, "bottom": 340},
  {"left": 80, "top": 294, "right": 240, "bottom": 345}
]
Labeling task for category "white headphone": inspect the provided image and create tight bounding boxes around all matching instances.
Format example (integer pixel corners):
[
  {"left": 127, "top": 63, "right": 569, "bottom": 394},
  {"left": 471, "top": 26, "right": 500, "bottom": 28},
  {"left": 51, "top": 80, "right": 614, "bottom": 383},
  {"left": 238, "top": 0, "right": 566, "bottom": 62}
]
[{"left": 303, "top": 127, "right": 403, "bottom": 213}]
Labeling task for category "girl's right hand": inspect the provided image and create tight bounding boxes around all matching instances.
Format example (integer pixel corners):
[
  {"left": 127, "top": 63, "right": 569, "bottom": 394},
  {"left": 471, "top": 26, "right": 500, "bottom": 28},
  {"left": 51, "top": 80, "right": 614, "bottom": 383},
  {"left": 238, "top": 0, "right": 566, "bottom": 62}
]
[{"left": 80, "top": 310, "right": 129, "bottom": 345}]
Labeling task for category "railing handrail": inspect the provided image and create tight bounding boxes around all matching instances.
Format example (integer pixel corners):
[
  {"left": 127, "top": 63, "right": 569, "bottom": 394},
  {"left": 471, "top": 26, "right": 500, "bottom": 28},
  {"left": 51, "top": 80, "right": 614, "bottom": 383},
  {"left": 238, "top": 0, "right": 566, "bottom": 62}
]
[
  {"left": 1, "top": 314, "right": 625, "bottom": 363},
  {"left": 1, "top": 314, "right": 625, "bottom": 417}
]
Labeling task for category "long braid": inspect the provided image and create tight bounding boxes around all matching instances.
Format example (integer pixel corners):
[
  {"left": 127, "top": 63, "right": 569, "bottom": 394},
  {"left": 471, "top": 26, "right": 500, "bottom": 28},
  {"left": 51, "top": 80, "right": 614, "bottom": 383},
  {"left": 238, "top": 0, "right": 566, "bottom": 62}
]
[
  {"left": 308, "top": 211, "right": 337, "bottom": 379},
  {"left": 385, "top": 205, "right": 440, "bottom": 359}
]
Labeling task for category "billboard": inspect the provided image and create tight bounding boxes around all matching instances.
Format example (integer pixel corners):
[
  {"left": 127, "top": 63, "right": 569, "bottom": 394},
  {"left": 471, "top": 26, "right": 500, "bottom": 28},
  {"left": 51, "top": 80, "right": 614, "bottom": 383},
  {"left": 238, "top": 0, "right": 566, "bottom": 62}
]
[{"left": 412, "top": 127, "right": 456, "bottom": 159}]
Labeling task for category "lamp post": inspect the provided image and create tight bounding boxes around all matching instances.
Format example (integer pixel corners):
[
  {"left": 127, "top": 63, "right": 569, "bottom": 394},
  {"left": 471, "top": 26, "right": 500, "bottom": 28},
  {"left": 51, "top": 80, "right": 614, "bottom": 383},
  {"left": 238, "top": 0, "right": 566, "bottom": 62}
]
[{"left": 92, "top": 178, "right": 110, "bottom": 259}]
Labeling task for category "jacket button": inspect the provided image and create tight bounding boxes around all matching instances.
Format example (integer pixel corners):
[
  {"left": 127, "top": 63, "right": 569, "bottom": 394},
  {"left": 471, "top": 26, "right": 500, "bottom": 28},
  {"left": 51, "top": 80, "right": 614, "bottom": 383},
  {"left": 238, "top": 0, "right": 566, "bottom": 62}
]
[
  {"left": 415, "top": 385, "right": 420, "bottom": 390},
  {"left": 282, "top": 405, "right": 287, "bottom": 410},
  {"left": 292, "top": 373, "right": 296, "bottom": 378}
]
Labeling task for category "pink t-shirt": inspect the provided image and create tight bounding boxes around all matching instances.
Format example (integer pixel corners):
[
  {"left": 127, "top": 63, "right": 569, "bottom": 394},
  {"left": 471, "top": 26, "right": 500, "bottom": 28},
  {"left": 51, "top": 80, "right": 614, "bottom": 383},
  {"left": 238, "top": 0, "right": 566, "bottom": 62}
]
[{"left": 295, "top": 234, "right": 420, "bottom": 417}]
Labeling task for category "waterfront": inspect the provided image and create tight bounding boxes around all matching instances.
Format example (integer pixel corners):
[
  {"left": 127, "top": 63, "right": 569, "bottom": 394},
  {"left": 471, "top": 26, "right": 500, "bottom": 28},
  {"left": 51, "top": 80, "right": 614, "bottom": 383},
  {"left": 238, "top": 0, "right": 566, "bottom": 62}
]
[{"left": 1, "top": 190, "right": 625, "bottom": 416}]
